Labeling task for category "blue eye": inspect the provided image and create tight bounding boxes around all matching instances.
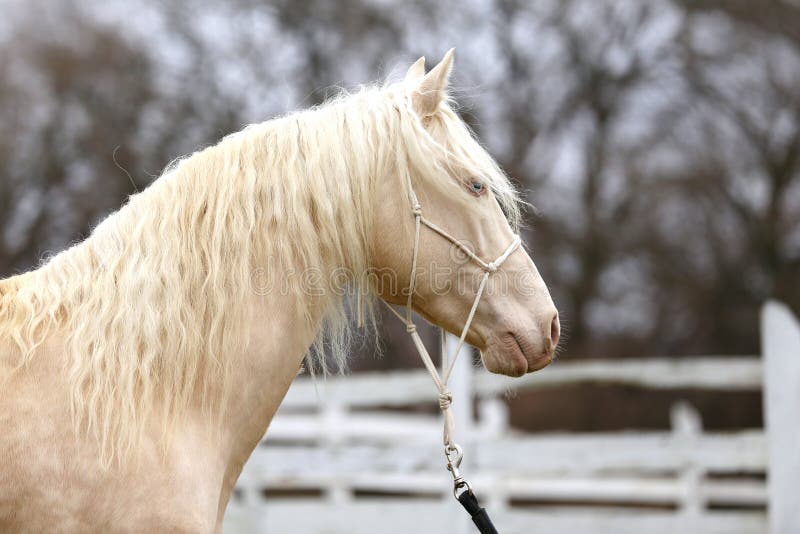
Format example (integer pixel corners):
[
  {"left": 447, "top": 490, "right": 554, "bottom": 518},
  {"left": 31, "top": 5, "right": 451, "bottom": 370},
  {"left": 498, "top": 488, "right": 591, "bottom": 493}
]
[{"left": 470, "top": 181, "right": 485, "bottom": 195}]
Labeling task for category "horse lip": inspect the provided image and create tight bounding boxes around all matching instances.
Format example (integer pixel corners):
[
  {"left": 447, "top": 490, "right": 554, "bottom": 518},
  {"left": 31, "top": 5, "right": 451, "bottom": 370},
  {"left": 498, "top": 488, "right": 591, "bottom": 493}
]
[
  {"left": 510, "top": 331, "right": 552, "bottom": 373},
  {"left": 527, "top": 352, "right": 553, "bottom": 372},
  {"left": 504, "top": 332, "right": 529, "bottom": 376}
]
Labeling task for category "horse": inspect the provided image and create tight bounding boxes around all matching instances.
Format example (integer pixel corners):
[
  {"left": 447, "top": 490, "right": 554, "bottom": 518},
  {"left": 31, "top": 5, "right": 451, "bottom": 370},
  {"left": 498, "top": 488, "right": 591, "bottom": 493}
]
[{"left": 0, "top": 50, "right": 559, "bottom": 532}]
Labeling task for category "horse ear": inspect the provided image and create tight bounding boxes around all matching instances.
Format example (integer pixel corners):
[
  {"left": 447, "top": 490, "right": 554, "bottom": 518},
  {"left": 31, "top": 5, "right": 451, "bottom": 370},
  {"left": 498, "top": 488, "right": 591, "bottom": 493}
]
[
  {"left": 405, "top": 56, "right": 426, "bottom": 84},
  {"left": 411, "top": 48, "right": 454, "bottom": 118}
]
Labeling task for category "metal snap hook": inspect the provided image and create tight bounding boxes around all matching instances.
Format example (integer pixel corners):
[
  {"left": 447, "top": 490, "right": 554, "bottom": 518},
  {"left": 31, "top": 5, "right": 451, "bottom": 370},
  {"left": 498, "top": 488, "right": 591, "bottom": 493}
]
[
  {"left": 445, "top": 443, "right": 472, "bottom": 498},
  {"left": 445, "top": 443, "right": 463, "bottom": 468}
]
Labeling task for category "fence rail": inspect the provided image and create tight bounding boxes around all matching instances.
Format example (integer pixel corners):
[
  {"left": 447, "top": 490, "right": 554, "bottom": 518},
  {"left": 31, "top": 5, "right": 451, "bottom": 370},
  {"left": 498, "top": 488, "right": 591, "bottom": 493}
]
[{"left": 278, "top": 356, "right": 764, "bottom": 411}]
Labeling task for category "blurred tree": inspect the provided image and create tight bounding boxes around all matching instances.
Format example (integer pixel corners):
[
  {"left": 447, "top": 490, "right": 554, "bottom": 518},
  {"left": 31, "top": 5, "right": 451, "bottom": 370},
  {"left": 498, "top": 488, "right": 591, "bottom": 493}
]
[
  {"left": 482, "top": 0, "right": 800, "bottom": 356},
  {"left": 680, "top": 0, "right": 800, "bottom": 46},
  {"left": 632, "top": 15, "right": 800, "bottom": 354},
  {"left": 0, "top": 3, "right": 155, "bottom": 275}
]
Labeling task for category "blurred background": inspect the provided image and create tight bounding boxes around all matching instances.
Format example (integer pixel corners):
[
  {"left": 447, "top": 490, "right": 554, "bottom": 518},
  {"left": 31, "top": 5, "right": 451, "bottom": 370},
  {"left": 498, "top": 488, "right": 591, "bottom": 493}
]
[{"left": 2, "top": 0, "right": 799, "bottom": 532}]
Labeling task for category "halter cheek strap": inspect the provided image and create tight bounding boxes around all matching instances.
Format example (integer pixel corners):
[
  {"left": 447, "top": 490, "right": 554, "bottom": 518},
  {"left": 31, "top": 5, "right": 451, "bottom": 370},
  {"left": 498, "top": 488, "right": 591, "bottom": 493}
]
[{"left": 382, "top": 181, "right": 519, "bottom": 525}]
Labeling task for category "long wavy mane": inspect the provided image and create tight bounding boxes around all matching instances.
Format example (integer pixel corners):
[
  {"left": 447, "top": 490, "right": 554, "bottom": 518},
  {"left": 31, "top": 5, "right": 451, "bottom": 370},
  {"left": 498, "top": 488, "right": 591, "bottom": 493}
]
[{"left": 0, "top": 78, "right": 521, "bottom": 464}]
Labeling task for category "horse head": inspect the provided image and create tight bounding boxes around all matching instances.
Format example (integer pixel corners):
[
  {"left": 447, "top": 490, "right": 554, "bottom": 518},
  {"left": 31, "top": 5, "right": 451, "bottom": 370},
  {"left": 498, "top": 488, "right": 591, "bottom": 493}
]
[{"left": 372, "top": 51, "right": 559, "bottom": 377}]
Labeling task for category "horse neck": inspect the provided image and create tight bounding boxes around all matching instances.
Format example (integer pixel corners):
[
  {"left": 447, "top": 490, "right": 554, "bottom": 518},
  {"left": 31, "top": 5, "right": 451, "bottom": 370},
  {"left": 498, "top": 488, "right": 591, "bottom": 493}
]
[
  {"left": 213, "top": 271, "right": 321, "bottom": 501},
  {"left": 214, "top": 161, "right": 371, "bottom": 492}
]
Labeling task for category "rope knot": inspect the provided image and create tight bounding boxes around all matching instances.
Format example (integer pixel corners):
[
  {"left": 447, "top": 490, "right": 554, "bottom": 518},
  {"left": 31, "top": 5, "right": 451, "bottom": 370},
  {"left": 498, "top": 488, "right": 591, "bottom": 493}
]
[
  {"left": 411, "top": 204, "right": 422, "bottom": 216},
  {"left": 439, "top": 390, "right": 453, "bottom": 411},
  {"left": 486, "top": 261, "right": 498, "bottom": 273},
  {"left": 406, "top": 323, "right": 417, "bottom": 334}
]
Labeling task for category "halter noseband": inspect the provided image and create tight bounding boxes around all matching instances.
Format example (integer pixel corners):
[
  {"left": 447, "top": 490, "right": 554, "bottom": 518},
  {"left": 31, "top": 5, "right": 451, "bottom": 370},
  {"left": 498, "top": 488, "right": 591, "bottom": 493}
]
[{"left": 382, "top": 179, "right": 520, "bottom": 527}]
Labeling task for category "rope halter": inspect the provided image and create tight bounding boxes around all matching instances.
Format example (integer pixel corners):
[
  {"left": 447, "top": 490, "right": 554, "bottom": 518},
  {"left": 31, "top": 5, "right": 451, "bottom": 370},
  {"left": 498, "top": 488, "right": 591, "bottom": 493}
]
[{"left": 382, "top": 179, "right": 521, "bottom": 500}]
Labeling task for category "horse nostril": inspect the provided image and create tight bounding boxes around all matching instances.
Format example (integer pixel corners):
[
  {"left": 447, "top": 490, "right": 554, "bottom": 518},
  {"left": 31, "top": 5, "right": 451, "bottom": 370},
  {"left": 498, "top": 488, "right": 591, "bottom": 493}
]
[{"left": 550, "top": 313, "right": 560, "bottom": 348}]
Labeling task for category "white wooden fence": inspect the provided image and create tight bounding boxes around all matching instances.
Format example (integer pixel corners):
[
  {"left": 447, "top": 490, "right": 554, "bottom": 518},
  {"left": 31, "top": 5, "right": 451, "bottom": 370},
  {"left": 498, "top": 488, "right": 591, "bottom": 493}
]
[{"left": 224, "top": 301, "right": 800, "bottom": 533}]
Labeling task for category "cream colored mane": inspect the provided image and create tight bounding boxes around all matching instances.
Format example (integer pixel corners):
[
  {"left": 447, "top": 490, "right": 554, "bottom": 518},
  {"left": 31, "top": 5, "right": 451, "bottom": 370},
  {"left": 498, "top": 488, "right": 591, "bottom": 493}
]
[{"left": 0, "top": 78, "right": 521, "bottom": 464}]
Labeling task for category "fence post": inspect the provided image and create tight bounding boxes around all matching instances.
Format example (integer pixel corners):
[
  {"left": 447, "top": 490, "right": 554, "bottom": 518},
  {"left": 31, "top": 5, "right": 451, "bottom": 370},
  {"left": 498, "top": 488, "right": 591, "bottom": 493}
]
[
  {"left": 671, "top": 401, "right": 703, "bottom": 523},
  {"left": 321, "top": 400, "right": 349, "bottom": 505},
  {"left": 761, "top": 301, "right": 800, "bottom": 534}
]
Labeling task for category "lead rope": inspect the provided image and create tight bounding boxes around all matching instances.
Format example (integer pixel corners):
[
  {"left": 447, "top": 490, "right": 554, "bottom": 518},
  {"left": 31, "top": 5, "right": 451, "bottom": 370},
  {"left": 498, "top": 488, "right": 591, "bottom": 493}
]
[{"left": 379, "top": 184, "right": 519, "bottom": 534}]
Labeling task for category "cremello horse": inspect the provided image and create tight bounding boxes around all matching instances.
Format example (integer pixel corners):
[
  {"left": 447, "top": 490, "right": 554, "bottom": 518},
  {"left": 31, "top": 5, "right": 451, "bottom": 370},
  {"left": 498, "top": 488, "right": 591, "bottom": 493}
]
[{"left": 0, "top": 51, "right": 558, "bottom": 532}]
